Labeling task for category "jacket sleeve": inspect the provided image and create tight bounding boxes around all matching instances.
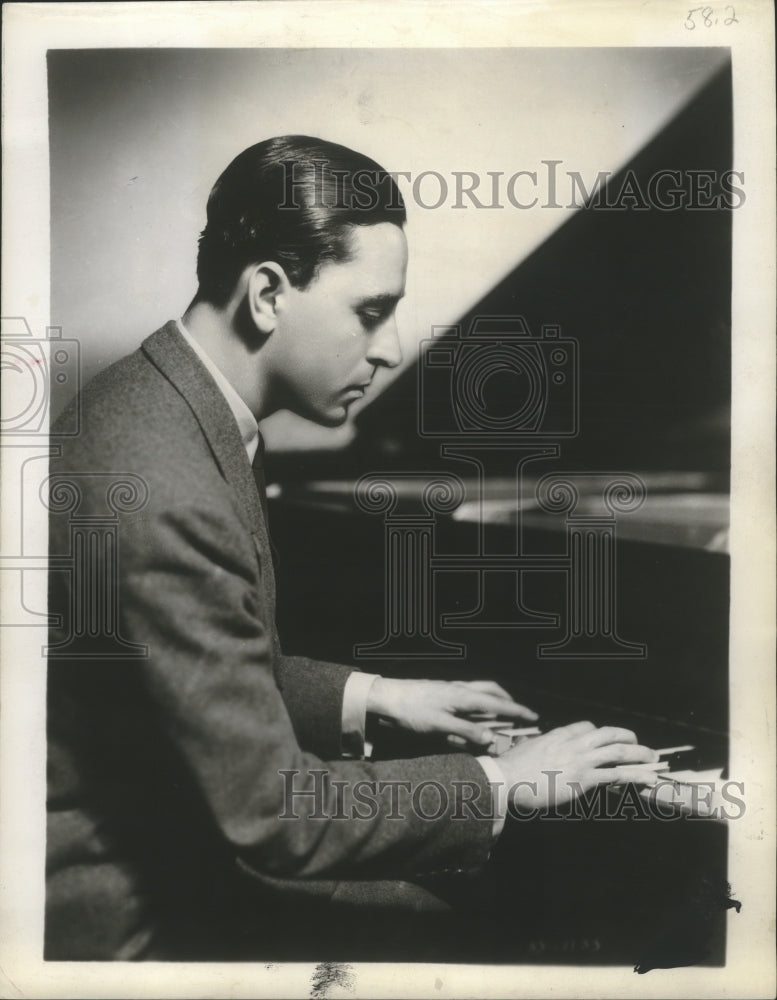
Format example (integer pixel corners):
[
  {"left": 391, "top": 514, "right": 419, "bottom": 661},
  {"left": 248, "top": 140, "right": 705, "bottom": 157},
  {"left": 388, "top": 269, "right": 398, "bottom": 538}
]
[
  {"left": 118, "top": 495, "right": 495, "bottom": 881},
  {"left": 274, "top": 653, "right": 354, "bottom": 760}
]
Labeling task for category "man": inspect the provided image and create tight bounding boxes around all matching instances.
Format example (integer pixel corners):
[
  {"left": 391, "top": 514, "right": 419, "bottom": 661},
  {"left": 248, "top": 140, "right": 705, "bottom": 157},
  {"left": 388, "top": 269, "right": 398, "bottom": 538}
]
[{"left": 46, "top": 135, "right": 659, "bottom": 960}]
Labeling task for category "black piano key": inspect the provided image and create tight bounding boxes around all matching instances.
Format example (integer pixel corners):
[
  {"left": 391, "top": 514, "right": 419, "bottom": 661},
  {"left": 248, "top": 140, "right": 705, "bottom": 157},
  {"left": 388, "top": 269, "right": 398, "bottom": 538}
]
[{"left": 658, "top": 747, "right": 709, "bottom": 771}]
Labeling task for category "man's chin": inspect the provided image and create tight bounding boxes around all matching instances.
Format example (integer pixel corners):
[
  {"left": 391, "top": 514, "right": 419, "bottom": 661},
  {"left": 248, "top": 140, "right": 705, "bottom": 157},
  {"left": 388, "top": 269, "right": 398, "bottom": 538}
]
[{"left": 299, "top": 405, "right": 349, "bottom": 428}]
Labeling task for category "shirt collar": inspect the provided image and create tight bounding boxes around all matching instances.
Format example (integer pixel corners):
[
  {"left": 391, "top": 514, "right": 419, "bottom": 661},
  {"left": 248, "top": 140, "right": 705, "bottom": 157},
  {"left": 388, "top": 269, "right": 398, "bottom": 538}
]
[{"left": 176, "top": 318, "right": 260, "bottom": 463}]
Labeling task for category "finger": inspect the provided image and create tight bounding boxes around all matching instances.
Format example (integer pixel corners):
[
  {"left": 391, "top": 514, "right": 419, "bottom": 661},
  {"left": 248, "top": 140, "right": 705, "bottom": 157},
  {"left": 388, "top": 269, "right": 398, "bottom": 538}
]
[
  {"left": 584, "top": 726, "right": 639, "bottom": 749},
  {"left": 446, "top": 734, "right": 468, "bottom": 747},
  {"left": 460, "top": 680, "right": 540, "bottom": 722},
  {"left": 467, "top": 709, "right": 500, "bottom": 722},
  {"left": 488, "top": 698, "right": 539, "bottom": 721},
  {"left": 471, "top": 699, "right": 538, "bottom": 721},
  {"left": 456, "top": 691, "right": 539, "bottom": 721},
  {"left": 463, "top": 680, "right": 514, "bottom": 700},
  {"left": 605, "top": 765, "right": 663, "bottom": 787},
  {"left": 440, "top": 716, "right": 495, "bottom": 747},
  {"left": 588, "top": 743, "right": 659, "bottom": 768}
]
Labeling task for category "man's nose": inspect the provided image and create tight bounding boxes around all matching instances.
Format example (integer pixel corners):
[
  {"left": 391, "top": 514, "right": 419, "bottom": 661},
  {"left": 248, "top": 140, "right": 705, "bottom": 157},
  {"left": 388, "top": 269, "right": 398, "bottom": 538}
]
[{"left": 368, "top": 317, "right": 403, "bottom": 369}]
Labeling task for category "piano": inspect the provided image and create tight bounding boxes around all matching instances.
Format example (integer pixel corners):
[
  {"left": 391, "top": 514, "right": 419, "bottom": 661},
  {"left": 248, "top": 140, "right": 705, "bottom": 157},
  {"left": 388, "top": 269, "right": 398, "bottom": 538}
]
[
  {"left": 263, "top": 66, "right": 734, "bottom": 966},
  {"left": 263, "top": 465, "right": 731, "bottom": 965}
]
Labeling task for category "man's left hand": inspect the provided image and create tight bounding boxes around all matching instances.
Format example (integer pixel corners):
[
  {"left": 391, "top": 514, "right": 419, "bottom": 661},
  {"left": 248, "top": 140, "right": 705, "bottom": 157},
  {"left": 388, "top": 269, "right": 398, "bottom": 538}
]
[{"left": 366, "top": 677, "right": 538, "bottom": 749}]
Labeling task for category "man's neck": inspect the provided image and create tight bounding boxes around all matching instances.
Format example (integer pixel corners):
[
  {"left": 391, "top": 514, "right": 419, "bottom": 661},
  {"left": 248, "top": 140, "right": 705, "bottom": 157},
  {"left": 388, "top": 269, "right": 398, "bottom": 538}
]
[{"left": 181, "top": 299, "right": 272, "bottom": 420}]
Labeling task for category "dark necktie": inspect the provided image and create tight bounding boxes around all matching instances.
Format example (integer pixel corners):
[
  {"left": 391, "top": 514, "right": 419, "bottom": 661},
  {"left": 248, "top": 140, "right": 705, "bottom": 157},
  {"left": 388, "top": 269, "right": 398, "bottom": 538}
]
[
  {"left": 250, "top": 430, "right": 270, "bottom": 524},
  {"left": 251, "top": 431, "right": 280, "bottom": 569}
]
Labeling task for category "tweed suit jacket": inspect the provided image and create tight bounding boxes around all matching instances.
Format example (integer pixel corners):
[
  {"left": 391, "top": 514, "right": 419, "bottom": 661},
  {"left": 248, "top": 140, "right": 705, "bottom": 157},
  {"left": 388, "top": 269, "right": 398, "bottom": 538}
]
[{"left": 45, "top": 322, "right": 494, "bottom": 960}]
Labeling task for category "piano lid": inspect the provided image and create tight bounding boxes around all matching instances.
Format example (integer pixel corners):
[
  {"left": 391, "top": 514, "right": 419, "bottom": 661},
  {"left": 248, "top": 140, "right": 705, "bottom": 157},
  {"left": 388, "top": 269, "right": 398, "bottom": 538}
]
[{"left": 345, "top": 64, "right": 732, "bottom": 485}]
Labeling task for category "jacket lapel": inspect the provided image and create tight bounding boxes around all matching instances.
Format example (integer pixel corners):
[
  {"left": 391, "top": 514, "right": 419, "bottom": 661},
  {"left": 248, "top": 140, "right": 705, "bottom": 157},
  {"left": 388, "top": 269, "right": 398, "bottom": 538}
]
[{"left": 141, "top": 321, "right": 263, "bottom": 535}]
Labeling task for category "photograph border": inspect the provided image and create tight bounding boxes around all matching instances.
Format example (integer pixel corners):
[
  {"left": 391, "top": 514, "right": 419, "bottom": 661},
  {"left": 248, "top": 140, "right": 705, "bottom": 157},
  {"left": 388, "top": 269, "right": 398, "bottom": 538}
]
[{"left": 1, "top": 3, "right": 774, "bottom": 998}]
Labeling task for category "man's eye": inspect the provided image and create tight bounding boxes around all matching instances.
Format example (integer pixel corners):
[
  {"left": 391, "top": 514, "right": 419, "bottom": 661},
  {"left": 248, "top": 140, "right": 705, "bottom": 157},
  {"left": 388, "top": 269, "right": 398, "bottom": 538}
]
[{"left": 358, "top": 310, "right": 385, "bottom": 329}]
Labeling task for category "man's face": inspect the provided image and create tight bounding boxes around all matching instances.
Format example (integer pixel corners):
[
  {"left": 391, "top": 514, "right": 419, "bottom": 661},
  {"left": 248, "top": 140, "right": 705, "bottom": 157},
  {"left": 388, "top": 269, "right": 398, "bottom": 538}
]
[{"left": 270, "top": 222, "right": 407, "bottom": 426}]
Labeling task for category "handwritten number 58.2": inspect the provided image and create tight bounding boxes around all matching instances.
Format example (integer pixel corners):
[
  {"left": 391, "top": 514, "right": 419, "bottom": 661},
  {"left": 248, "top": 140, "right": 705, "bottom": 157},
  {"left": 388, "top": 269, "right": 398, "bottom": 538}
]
[{"left": 685, "top": 6, "right": 738, "bottom": 29}]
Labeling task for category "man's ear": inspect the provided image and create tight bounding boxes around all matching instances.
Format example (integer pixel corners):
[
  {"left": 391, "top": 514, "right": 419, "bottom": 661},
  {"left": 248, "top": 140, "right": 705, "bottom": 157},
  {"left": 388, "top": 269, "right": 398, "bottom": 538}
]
[{"left": 245, "top": 263, "right": 288, "bottom": 335}]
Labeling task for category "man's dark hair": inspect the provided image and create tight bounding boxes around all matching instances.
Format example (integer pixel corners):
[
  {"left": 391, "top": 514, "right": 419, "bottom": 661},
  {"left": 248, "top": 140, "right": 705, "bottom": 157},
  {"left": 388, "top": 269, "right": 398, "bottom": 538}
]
[{"left": 196, "top": 135, "right": 407, "bottom": 304}]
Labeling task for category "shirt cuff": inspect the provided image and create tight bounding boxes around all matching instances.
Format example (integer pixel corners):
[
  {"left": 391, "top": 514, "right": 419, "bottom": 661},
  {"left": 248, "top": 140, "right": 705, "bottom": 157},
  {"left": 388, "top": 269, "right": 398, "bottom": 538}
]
[
  {"left": 475, "top": 755, "right": 507, "bottom": 840},
  {"left": 341, "top": 671, "right": 381, "bottom": 759}
]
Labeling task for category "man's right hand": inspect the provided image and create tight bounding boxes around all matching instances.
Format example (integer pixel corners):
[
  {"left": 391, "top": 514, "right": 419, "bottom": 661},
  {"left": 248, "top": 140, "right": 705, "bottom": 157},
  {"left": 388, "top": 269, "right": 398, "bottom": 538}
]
[{"left": 492, "top": 721, "right": 659, "bottom": 814}]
